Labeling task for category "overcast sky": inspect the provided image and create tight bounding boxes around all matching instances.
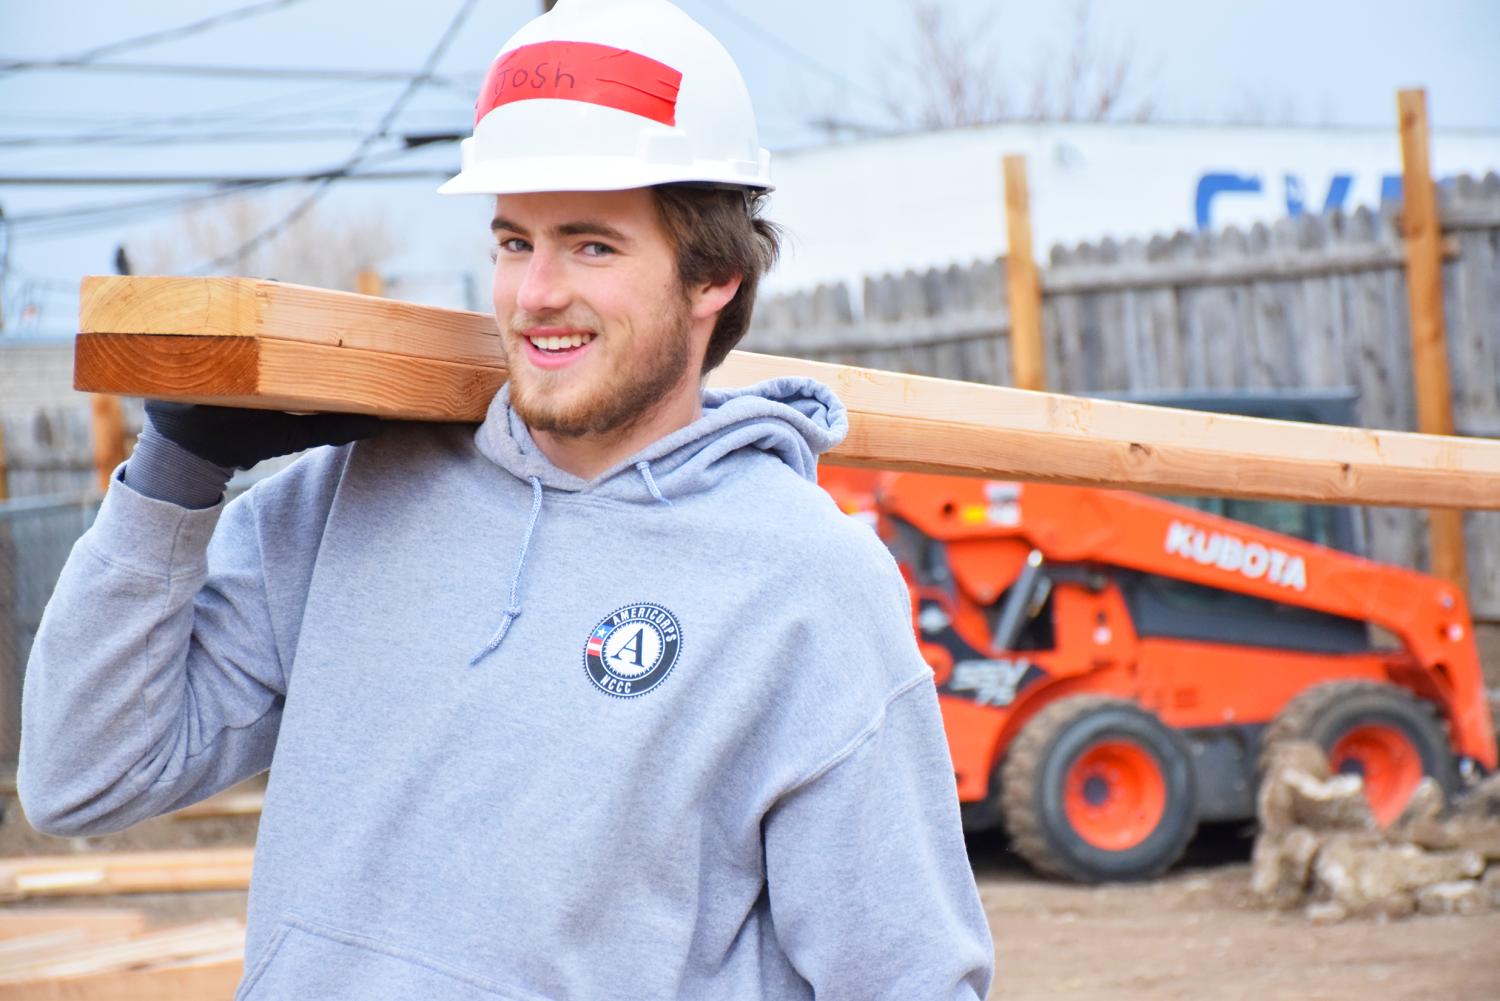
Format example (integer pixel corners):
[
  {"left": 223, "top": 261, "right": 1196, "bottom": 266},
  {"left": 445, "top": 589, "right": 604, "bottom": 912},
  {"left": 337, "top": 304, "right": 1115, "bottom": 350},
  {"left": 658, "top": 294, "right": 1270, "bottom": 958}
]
[{"left": 4, "top": 0, "right": 1499, "bottom": 335}]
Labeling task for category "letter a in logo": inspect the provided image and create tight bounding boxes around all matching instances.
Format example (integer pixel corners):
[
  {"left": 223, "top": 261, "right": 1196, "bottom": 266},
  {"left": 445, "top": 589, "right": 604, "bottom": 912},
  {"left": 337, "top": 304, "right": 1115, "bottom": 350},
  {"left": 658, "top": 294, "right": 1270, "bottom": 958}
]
[{"left": 612, "top": 628, "right": 646, "bottom": 669}]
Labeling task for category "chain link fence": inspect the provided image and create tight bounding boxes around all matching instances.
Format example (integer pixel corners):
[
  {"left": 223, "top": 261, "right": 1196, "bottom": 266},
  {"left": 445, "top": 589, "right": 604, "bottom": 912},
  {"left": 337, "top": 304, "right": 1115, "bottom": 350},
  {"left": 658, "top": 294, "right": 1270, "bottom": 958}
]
[
  {"left": 0, "top": 469, "right": 275, "bottom": 776},
  {"left": 0, "top": 492, "right": 102, "bottom": 772}
]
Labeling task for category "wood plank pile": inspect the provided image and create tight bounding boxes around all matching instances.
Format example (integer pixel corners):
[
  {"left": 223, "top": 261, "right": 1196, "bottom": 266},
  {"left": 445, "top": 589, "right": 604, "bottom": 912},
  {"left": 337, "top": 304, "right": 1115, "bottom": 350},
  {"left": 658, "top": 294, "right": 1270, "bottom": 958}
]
[
  {"left": 0, "top": 909, "right": 244, "bottom": 999},
  {"left": 0, "top": 782, "right": 263, "bottom": 996},
  {"left": 0, "top": 848, "right": 254, "bottom": 899}
]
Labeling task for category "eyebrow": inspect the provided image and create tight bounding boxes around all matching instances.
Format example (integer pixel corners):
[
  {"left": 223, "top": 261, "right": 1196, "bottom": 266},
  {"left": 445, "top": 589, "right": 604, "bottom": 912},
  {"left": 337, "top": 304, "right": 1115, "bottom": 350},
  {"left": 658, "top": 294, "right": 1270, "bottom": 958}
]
[{"left": 490, "top": 216, "right": 631, "bottom": 244}]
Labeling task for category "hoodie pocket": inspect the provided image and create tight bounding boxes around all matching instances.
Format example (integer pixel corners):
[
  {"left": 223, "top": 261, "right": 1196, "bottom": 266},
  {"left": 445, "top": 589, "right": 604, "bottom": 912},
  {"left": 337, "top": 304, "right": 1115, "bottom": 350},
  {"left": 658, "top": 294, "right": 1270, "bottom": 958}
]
[{"left": 237, "top": 917, "right": 550, "bottom": 1001}]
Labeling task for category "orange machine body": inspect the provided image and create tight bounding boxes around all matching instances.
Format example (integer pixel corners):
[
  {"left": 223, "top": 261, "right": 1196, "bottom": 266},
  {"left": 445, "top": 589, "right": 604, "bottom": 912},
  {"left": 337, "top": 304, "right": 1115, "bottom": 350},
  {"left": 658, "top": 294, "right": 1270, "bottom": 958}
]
[{"left": 820, "top": 468, "right": 1496, "bottom": 813}]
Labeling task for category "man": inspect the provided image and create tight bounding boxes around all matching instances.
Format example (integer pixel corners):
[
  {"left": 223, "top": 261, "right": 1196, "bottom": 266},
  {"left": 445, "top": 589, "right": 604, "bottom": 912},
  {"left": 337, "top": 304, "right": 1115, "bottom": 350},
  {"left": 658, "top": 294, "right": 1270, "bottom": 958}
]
[{"left": 20, "top": 1, "right": 994, "bottom": 997}]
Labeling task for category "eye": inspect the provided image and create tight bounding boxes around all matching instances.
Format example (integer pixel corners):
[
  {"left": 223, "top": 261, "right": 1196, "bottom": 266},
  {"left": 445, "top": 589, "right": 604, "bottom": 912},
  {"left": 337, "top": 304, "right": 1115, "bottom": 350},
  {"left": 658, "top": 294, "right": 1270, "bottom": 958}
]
[
  {"left": 580, "top": 241, "right": 615, "bottom": 258},
  {"left": 496, "top": 237, "right": 531, "bottom": 254}
]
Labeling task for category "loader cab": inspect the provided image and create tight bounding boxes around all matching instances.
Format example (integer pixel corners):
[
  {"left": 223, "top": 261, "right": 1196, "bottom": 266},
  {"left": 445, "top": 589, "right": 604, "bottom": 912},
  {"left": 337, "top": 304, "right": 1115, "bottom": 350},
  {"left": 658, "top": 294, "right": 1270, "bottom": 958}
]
[
  {"left": 1100, "top": 389, "right": 1375, "bottom": 655},
  {"left": 1104, "top": 388, "right": 1365, "bottom": 556}
]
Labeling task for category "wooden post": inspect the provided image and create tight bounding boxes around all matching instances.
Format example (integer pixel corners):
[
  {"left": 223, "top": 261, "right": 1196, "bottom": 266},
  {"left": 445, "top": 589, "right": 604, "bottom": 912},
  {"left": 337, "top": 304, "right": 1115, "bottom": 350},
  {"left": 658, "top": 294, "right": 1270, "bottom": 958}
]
[
  {"left": 1003, "top": 155, "right": 1045, "bottom": 392},
  {"left": 0, "top": 423, "right": 8, "bottom": 503},
  {"left": 89, "top": 394, "right": 126, "bottom": 493},
  {"left": 1397, "top": 87, "right": 1468, "bottom": 593},
  {"left": 356, "top": 269, "right": 385, "bottom": 298}
]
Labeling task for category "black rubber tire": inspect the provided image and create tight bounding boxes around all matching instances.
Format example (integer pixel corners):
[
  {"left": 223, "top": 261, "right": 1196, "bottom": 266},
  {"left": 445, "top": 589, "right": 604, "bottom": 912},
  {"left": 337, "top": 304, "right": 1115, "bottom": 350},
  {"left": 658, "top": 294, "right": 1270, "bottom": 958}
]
[
  {"left": 1000, "top": 696, "right": 1198, "bottom": 882},
  {"left": 1259, "top": 680, "right": 1456, "bottom": 797}
]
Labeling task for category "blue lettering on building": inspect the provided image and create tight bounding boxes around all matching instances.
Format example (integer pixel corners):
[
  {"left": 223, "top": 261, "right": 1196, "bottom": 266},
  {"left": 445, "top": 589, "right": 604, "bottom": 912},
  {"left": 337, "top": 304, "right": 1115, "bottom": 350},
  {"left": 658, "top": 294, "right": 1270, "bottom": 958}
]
[{"left": 1195, "top": 171, "right": 1414, "bottom": 230}]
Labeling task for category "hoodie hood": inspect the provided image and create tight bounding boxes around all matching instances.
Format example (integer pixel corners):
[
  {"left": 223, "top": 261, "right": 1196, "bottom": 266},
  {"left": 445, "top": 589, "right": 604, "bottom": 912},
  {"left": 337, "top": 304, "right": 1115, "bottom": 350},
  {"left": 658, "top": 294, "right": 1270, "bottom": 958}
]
[
  {"left": 466, "top": 376, "right": 848, "bottom": 663},
  {"left": 473, "top": 376, "right": 848, "bottom": 504}
]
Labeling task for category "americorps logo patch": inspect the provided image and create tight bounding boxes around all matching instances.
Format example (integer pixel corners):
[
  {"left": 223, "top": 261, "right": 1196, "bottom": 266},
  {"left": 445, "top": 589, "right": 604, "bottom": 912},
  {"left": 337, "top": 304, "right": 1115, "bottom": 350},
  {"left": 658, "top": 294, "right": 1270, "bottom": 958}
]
[{"left": 583, "top": 603, "right": 682, "bottom": 698}]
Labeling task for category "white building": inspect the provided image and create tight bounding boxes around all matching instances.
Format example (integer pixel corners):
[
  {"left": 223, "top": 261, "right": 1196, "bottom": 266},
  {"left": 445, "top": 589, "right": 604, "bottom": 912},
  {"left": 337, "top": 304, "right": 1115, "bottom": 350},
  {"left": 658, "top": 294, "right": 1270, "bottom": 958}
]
[{"left": 762, "top": 122, "right": 1500, "bottom": 295}]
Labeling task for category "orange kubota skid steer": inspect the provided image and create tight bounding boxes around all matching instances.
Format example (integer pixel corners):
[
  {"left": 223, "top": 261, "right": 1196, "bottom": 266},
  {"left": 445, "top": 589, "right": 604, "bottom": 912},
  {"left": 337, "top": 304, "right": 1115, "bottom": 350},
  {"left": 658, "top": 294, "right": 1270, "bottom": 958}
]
[{"left": 820, "top": 467, "right": 1497, "bottom": 883}]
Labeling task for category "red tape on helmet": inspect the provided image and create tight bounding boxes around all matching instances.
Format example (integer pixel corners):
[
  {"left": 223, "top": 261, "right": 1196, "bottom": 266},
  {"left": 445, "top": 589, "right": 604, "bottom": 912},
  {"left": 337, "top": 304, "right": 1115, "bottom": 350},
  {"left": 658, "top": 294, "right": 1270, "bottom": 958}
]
[{"left": 476, "top": 40, "right": 682, "bottom": 128}]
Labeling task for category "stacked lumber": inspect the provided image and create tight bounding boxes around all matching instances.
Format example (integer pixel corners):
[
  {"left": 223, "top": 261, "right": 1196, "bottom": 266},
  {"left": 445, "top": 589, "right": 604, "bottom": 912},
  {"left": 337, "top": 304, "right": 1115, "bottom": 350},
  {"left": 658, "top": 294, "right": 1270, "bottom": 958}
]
[
  {"left": 170, "top": 789, "right": 265, "bottom": 821},
  {"left": 0, "top": 848, "right": 254, "bottom": 900},
  {"left": 74, "top": 276, "right": 1500, "bottom": 509},
  {"left": 0, "top": 911, "right": 243, "bottom": 1000}
]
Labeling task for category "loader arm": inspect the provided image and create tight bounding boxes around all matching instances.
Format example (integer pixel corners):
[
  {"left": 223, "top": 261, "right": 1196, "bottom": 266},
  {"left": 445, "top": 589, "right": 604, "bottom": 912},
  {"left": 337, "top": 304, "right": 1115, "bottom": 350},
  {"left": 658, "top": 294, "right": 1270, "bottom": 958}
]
[{"left": 877, "top": 475, "right": 1497, "bottom": 769}]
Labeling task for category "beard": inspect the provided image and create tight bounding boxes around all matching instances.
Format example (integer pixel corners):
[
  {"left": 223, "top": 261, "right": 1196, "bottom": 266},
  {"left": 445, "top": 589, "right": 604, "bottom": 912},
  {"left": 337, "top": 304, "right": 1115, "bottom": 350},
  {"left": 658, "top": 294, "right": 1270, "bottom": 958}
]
[{"left": 505, "top": 290, "right": 696, "bottom": 440}]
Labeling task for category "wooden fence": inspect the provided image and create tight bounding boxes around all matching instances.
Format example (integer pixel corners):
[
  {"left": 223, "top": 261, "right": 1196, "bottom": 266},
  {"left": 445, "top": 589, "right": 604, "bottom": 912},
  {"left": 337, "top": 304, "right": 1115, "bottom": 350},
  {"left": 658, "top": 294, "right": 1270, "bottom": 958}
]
[
  {"left": 744, "top": 172, "right": 1500, "bottom": 618},
  {"left": 2, "top": 177, "right": 1497, "bottom": 612}
]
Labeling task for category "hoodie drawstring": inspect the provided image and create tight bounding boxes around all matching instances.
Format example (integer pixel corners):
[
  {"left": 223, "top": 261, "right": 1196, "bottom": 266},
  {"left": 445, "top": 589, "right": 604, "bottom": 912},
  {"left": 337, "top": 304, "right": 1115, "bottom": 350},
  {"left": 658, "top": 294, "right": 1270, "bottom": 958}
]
[
  {"left": 636, "top": 460, "right": 671, "bottom": 506},
  {"left": 470, "top": 475, "right": 545, "bottom": 666}
]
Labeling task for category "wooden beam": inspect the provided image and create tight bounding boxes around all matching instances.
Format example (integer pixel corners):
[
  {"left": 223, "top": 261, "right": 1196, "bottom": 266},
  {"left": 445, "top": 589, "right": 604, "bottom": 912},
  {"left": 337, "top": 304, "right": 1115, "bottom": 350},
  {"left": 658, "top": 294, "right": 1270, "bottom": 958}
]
[
  {"left": 0, "top": 848, "right": 254, "bottom": 899},
  {"left": 0, "top": 956, "right": 242, "bottom": 1001},
  {"left": 1398, "top": 87, "right": 1469, "bottom": 591},
  {"left": 170, "top": 789, "right": 264, "bottom": 819},
  {"left": 73, "top": 276, "right": 1500, "bottom": 510},
  {"left": 0, "top": 920, "right": 241, "bottom": 983},
  {"left": 0, "top": 910, "right": 147, "bottom": 943},
  {"left": 0, "top": 919, "right": 244, "bottom": 1000},
  {"left": 1002, "top": 155, "right": 1045, "bottom": 391},
  {"left": 88, "top": 394, "right": 125, "bottom": 494}
]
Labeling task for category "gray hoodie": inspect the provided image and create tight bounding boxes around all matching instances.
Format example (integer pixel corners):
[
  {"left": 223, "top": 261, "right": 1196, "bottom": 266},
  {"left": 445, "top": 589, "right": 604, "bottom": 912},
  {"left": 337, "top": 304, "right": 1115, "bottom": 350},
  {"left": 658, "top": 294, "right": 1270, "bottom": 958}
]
[{"left": 20, "top": 377, "right": 994, "bottom": 1000}]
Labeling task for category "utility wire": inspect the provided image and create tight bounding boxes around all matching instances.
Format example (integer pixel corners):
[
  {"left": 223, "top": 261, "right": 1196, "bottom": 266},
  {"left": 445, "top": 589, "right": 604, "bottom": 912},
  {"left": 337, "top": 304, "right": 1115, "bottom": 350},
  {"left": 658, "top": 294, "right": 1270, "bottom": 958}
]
[
  {"left": 0, "top": 82, "right": 366, "bottom": 131},
  {"left": 0, "top": 0, "right": 312, "bottom": 75},
  {"left": 0, "top": 167, "right": 452, "bottom": 188},
  {"left": 7, "top": 144, "right": 437, "bottom": 219},
  {"left": 0, "top": 128, "right": 377, "bottom": 148},
  {"left": 3, "top": 58, "right": 472, "bottom": 89},
  {"left": 693, "top": 0, "right": 887, "bottom": 110},
  {"left": 5, "top": 183, "right": 280, "bottom": 232},
  {"left": 4, "top": 143, "right": 450, "bottom": 243},
  {"left": 190, "top": 0, "right": 479, "bottom": 274}
]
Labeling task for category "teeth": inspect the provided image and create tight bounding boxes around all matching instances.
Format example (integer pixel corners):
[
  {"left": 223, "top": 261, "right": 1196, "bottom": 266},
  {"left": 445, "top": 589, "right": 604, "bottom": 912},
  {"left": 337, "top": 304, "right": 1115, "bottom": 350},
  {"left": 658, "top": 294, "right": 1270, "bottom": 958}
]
[{"left": 529, "top": 332, "right": 595, "bottom": 352}]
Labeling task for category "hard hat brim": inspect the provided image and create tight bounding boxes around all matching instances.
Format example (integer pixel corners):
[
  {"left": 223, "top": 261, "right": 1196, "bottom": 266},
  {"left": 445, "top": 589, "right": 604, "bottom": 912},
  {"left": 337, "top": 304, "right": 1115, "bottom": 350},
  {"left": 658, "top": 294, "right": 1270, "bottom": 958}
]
[{"left": 437, "top": 156, "right": 773, "bottom": 197}]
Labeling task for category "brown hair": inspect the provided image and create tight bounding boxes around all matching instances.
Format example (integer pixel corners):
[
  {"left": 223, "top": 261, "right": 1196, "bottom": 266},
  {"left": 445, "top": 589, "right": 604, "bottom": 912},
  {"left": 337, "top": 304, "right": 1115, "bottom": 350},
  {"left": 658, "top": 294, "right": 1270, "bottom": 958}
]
[{"left": 651, "top": 184, "right": 781, "bottom": 374}]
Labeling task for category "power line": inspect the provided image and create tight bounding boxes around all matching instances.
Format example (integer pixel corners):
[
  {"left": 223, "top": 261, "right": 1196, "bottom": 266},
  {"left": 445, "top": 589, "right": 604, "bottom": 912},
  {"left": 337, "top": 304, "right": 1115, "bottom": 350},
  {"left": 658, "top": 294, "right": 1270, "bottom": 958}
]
[
  {"left": 693, "top": 0, "right": 887, "bottom": 110},
  {"left": 0, "top": 0, "right": 310, "bottom": 70},
  {"left": 4, "top": 183, "right": 279, "bottom": 232},
  {"left": 0, "top": 127, "right": 378, "bottom": 148},
  {"left": 3, "top": 141, "right": 449, "bottom": 242},
  {"left": 0, "top": 0, "right": 312, "bottom": 75},
  {"left": 0, "top": 82, "right": 368, "bottom": 131},
  {"left": 0, "top": 168, "right": 453, "bottom": 187},
  {"left": 191, "top": 0, "right": 480, "bottom": 274},
  {"left": 2, "top": 58, "right": 472, "bottom": 89}
]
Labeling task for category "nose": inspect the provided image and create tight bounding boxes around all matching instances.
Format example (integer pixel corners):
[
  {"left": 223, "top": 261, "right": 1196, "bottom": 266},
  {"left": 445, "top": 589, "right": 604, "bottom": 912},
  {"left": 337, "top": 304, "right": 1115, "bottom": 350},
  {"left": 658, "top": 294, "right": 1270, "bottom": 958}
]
[{"left": 513, "top": 249, "right": 572, "bottom": 316}]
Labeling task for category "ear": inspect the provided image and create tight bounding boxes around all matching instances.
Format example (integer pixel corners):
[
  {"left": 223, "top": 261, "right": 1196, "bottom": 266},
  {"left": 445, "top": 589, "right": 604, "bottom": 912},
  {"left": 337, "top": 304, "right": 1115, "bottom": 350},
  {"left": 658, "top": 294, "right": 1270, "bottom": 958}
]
[{"left": 688, "top": 274, "right": 742, "bottom": 322}]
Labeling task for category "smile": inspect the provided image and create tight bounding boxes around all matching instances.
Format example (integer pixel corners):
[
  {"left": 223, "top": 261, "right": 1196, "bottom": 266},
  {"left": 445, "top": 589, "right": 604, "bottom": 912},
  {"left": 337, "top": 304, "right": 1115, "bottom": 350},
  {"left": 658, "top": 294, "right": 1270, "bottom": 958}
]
[
  {"left": 520, "top": 327, "right": 598, "bottom": 370},
  {"left": 527, "top": 331, "right": 596, "bottom": 352}
]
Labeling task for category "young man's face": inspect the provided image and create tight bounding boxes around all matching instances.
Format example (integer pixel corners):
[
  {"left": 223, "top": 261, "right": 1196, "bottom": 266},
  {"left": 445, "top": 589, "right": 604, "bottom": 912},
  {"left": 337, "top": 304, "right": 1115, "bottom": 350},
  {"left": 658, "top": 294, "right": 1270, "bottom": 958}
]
[{"left": 490, "top": 188, "right": 729, "bottom": 440}]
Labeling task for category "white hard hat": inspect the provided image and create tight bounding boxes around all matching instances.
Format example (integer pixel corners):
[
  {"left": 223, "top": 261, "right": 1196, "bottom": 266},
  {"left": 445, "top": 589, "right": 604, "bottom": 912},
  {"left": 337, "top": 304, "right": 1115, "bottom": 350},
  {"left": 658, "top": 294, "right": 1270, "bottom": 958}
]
[{"left": 438, "top": 0, "right": 772, "bottom": 196}]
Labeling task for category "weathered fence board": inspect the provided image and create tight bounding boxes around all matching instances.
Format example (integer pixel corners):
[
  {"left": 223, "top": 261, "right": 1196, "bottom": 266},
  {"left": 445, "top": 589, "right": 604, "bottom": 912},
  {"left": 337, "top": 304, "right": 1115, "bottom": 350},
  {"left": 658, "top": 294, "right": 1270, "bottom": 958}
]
[{"left": 744, "top": 172, "right": 1500, "bottom": 617}]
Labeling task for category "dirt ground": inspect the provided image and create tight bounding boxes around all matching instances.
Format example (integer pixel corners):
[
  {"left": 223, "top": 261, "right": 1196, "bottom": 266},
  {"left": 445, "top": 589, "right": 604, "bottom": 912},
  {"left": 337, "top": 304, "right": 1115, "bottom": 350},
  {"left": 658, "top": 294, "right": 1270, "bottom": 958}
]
[
  {"left": 3, "top": 787, "right": 1498, "bottom": 1001},
  {"left": 970, "top": 825, "right": 1500, "bottom": 1001}
]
